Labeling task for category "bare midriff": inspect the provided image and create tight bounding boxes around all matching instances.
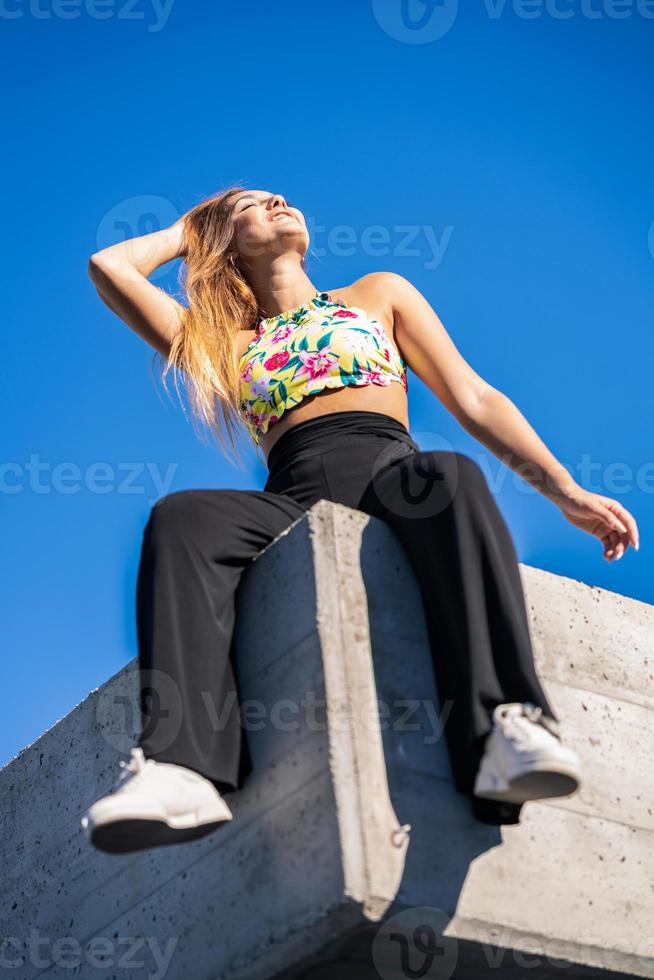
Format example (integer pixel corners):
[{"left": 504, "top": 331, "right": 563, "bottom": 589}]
[{"left": 258, "top": 382, "right": 409, "bottom": 463}]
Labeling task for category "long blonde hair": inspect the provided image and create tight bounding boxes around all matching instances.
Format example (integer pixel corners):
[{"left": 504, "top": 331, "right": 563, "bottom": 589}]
[{"left": 155, "top": 185, "right": 298, "bottom": 469}]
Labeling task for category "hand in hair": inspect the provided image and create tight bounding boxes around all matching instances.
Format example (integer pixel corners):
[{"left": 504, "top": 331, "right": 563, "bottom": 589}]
[{"left": 88, "top": 216, "right": 188, "bottom": 358}]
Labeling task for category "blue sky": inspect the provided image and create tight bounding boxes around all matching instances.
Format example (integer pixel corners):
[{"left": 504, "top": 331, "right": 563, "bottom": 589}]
[{"left": 1, "top": 0, "right": 652, "bottom": 771}]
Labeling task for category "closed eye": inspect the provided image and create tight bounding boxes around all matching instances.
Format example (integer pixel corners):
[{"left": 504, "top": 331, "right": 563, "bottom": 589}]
[
  {"left": 234, "top": 196, "right": 259, "bottom": 214},
  {"left": 236, "top": 196, "right": 294, "bottom": 213}
]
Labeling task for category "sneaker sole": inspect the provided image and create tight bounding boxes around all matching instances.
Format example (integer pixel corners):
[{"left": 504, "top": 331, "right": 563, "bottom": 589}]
[
  {"left": 86, "top": 815, "right": 229, "bottom": 854},
  {"left": 82, "top": 797, "right": 233, "bottom": 854},
  {"left": 475, "top": 757, "right": 581, "bottom": 805}
]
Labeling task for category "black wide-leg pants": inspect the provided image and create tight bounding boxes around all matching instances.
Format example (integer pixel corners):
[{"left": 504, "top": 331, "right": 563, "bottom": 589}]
[{"left": 135, "top": 411, "right": 557, "bottom": 825}]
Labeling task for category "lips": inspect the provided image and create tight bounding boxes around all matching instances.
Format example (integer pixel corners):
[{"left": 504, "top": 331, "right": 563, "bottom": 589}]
[{"left": 269, "top": 210, "right": 296, "bottom": 223}]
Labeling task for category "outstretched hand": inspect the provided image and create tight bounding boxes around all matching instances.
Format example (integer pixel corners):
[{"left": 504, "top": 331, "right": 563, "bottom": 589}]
[{"left": 557, "top": 487, "right": 640, "bottom": 562}]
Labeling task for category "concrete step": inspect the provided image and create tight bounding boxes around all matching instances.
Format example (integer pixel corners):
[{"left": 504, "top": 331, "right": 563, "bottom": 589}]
[{"left": 1, "top": 499, "right": 652, "bottom": 979}]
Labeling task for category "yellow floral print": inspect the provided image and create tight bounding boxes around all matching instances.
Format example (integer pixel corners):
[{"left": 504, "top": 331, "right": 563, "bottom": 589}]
[{"left": 238, "top": 291, "right": 408, "bottom": 446}]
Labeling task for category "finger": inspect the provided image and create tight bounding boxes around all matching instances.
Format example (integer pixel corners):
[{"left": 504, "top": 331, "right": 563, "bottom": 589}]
[
  {"left": 604, "top": 500, "right": 639, "bottom": 547},
  {"left": 622, "top": 511, "right": 639, "bottom": 549},
  {"left": 612, "top": 510, "right": 638, "bottom": 549},
  {"left": 603, "top": 530, "right": 616, "bottom": 561},
  {"left": 610, "top": 523, "right": 635, "bottom": 558},
  {"left": 600, "top": 505, "right": 628, "bottom": 537},
  {"left": 607, "top": 533, "right": 627, "bottom": 561}
]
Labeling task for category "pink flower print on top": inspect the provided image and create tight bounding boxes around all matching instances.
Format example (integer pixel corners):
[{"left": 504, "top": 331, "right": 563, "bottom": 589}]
[
  {"left": 271, "top": 324, "right": 295, "bottom": 343},
  {"left": 361, "top": 367, "right": 392, "bottom": 386},
  {"left": 297, "top": 350, "right": 339, "bottom": 381},
  {"left": 245, "top": 408, "right": 270, "bottom": 428},
  {"left": 241, "top": 360, "right": 255, "bottom": 382},
  {"left": 335, "top": 308, "right": 358, "bottom": 318},
  {"left": 264, "top": 350, "right": 290, "bottom": 371}
]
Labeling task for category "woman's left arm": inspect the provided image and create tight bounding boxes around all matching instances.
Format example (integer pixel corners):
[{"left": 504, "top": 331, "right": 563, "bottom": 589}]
[{"left": 377, "top": 272, "right": 640, "bottom": 563}]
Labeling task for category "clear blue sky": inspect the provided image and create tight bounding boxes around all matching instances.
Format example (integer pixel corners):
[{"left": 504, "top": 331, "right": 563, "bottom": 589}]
[{"left": 1, "top": 1, "right": 652, "bottom": 771}]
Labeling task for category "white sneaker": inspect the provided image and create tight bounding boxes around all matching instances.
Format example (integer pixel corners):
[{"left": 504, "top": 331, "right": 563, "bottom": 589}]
[
  {"left": 473, "top": 702, "right": 582, "bottom": 805},
  {"left": 81, "top": 747, "right": 233, "bottom": 854}
]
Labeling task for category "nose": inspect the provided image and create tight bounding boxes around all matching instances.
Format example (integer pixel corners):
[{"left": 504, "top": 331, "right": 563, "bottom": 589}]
[{"left": 268, "top": 194, "right": 287, "bottom": 211}]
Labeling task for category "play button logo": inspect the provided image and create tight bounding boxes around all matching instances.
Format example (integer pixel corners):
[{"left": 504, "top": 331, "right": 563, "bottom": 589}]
[{"left": 372, "top": 0, "right": 459, "bottom": 43}]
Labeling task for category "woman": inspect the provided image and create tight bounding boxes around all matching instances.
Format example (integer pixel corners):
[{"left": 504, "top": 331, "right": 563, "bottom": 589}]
[{"left": 81, "top": 186, "right": 639, "bottom": 854}]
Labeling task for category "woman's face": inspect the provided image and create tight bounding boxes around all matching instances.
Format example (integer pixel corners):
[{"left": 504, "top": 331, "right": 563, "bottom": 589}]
[{"left": 230, "top": 190, "right": 309, "bottom": 261}]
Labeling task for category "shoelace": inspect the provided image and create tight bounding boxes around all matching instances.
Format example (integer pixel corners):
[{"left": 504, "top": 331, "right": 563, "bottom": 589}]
[
  {"left": 496, "top": 703, "right": 549, "bottom": 746},
  {"left": 115, "top": 746, "right": 149, "bottom": 791}
]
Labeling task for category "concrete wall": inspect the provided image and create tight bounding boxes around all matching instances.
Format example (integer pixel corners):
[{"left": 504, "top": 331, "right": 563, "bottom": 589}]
[{"left": 1, "top": 499, "right": 652, "bottom": 979}]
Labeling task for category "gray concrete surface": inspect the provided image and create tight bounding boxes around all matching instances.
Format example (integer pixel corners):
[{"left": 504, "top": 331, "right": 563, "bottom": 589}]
[{"left": 1, "top": 499, "right": 652, "bottom": 979}]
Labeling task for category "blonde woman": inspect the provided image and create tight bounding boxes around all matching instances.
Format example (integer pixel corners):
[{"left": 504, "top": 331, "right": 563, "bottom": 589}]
[{"left": 81, "top": 187, "right": 638, "bottom": 853}]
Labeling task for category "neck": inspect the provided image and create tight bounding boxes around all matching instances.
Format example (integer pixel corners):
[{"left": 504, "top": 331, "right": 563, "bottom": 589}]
[{"left": 243, "top": 255, "right": 319, "bottom": 319}]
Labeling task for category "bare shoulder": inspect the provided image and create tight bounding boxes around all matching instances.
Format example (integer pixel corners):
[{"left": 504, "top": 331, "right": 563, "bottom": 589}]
[{"left": 333, "top": 271, "right": 415, "bottom": 335}]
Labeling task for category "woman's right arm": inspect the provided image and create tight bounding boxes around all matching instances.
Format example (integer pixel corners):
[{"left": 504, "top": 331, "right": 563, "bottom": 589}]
[{"left": 88, "top": 218, "right": 187, "bottom": 359}]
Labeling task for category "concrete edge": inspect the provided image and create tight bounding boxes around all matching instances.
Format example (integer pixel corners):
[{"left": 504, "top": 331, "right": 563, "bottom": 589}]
[
  {"left": 308, "top": 500, "right": 411, "bottom": 921},
  {"left": 447, "top": 913, "right": 654, "bottom": 979}
]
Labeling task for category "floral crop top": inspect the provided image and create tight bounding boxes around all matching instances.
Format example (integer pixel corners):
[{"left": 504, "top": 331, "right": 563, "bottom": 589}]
[{"left": 238, "top": 291, "right": 408, "bottom": 445}]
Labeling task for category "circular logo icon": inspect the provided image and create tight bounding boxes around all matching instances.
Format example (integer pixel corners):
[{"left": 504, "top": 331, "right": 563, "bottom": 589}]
[
  {"left": 95, "top": 666, "right": 183, "bottom": 754},
  {"left": 96, "top": 195, "right": 180, "bottom": 281},
  {"left": 368, "top": 431, "right": 467, "bottom": 521},
  {"left": 372, "top": 906, "right": 459, "bottom": 979},
  {"left": 371, "top": 0, "right": 459, "bottom": 44}
]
